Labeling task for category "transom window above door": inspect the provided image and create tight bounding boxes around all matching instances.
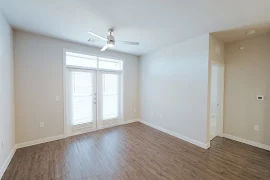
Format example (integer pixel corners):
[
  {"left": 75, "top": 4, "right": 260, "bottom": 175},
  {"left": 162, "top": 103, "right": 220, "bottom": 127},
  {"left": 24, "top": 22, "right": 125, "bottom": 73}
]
[{"left": 65, "top": 51, "right": 123, "bottom": 71}]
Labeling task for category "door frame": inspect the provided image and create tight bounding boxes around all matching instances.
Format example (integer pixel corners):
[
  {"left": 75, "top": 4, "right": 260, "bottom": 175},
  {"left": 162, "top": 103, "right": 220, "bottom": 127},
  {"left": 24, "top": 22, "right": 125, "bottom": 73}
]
[
  {"left": 208, "top": 60, "right": 225, "bottom": 145},
  {"left": 63, "top": 49, "right": 124, "bottom": 136}
]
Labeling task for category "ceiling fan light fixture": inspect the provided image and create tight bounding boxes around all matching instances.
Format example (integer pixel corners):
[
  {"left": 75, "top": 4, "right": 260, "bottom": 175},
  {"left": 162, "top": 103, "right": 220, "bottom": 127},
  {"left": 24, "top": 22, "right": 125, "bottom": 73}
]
[{"left": 107, "top": 41, "right": 115, "bottom": 47}]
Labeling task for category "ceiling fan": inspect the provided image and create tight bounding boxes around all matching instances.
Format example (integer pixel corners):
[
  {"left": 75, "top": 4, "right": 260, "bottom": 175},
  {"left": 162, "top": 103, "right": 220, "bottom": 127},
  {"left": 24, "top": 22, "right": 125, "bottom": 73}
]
[{"left": 87, "top": 29, "right": 139, "bottom": 51}]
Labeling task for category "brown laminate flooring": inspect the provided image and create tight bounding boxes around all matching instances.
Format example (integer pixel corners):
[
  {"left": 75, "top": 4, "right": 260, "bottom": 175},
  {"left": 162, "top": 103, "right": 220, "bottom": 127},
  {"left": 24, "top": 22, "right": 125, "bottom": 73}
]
[{"left": 2, "top": 122, "right": 270, "bottom": 180}]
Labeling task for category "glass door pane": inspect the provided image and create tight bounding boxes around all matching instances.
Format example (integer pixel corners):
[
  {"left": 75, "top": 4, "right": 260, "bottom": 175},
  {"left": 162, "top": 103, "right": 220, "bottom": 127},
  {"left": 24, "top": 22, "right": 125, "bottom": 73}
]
[
  {"left": 70, "top": 70, "right": 96, "bottom": 129},
  {"left": 100, "top": 73, "right": 120, "bottom": 123}
]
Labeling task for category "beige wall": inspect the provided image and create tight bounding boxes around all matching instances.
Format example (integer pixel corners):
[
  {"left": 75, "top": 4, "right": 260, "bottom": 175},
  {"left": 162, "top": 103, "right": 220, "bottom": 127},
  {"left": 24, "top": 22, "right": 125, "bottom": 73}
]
[
  {"left": 14, "top": 31, "right": 140, "bottom": 144},
  {"left": 224, "top": 33, "right": 270, "bottom": 146},
  {"left": 209, "top": 35, "right": 225, "bottom": 63},
  {"left": 0, "top": 13, "right": 15, "bottom": 176},
  {"left": 140, "top": 34, "right": 210, "bottom": 146}
]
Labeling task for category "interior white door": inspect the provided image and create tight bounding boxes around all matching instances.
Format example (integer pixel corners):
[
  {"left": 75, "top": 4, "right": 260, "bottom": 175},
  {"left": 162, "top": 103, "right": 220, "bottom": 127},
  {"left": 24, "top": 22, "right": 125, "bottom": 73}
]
[
  {"left": 98, "top": 72, "right": 121, "bottom": 127},
  {"left": 210, "top": 65, "right": 219, "bottom": 140},
  {"left": 68, "top": 69, "right": 97, "bottom": 130}
]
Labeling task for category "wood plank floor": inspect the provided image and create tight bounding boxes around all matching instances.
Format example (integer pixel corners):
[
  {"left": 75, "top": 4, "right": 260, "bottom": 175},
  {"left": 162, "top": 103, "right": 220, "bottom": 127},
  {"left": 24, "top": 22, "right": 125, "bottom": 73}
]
[{"left": 2, "top": 122, "right": 270, "bottom": 180}]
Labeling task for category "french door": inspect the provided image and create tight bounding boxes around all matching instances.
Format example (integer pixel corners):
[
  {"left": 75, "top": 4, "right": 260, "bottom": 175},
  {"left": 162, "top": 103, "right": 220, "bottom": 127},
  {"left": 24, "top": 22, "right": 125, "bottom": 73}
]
[
  {"left": 67, "top": 69, "right": 97, "bottom": 131},
  {"left": 98, "top": 72, "right": 121, "bottom": 127},
  {"left": 66, "top": 68, "right": 121, "bottom": 132}
]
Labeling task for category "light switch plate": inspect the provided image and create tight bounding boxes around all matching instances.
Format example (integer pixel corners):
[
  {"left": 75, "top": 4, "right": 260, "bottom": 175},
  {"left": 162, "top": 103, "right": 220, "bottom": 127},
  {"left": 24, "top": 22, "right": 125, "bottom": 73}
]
[
  {"left": 254, "top": 125, "right": 259, "bottom": 131},
  {"left": 56, "top": 96, "right": 60, "bottom": 102}
]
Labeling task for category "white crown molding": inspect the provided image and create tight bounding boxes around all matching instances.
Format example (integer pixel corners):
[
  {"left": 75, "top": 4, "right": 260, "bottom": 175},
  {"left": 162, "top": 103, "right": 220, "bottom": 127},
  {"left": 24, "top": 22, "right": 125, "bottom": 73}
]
[
  {"left": 140, "top": 120, "right": 209, "bottom": 149},
  {"left": 222, "top": 133, "right": 270, "bottom": 151}
]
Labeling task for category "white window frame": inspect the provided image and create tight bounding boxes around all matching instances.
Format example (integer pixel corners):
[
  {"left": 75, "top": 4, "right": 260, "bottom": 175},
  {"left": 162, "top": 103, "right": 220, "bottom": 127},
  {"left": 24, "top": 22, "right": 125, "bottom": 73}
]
[
  {"left": 63, "top": 49, "right": 124, "bottom": 134},
  {"left": 65, "top": 49, "right": 123, "bottom": 73}
]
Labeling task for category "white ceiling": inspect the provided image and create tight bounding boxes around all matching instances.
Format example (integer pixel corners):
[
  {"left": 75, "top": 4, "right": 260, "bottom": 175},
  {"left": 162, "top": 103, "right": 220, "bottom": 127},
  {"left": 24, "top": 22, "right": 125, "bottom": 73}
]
[{"left": 0, "top": 0, "right": 270, "bottom": 56}]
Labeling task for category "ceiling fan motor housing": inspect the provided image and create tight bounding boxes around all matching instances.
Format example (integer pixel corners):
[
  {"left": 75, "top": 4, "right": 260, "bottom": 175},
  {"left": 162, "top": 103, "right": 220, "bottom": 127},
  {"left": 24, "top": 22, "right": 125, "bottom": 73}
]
[
  {"left": 107, "top": 33, "right": 115, "bottom": 47},
  {"left": 107, "top": 34, "right": 115, "bottom": 41}
]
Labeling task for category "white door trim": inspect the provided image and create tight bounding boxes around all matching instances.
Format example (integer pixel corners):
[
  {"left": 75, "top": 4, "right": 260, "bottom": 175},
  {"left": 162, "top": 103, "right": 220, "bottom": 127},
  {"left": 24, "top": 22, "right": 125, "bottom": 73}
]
[
  {"left": 63, "top": 49, "right": 124, "bottom": 134},
  {"left": 208, "top": 61, "right": 225, "bottom": 145}
]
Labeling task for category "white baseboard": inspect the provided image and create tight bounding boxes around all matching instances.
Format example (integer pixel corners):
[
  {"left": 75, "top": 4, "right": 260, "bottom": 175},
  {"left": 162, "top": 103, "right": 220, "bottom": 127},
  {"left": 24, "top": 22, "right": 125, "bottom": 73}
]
[
  {"left": 218, "top": 133, "right": 224, "bottom": 137},
  {"left": 0, "top": 146, "right": 16, "bottom": 179},
  {"left": 140, "top": 120, "right": 209, "bottom": 149},
  {"left": 16, "top": 134, "right": 66, "bottom": 149},
  {"left": 206, "top": 142, "right": 210, "bottom": 149},
  {"left": 223, "top": 133, "right": 270, "bottom": 151},
  {"left": 66, "top": 119, "right": 140, "bottom": 137},
  {"left": 16, "top": 118, "right": 140, "bottom": 149},
  {"left": 0, "top": 119, "right": 139, "bottom": 177},
  {"left": 122, "top": 118, "right": 140, "bottom": 125}
]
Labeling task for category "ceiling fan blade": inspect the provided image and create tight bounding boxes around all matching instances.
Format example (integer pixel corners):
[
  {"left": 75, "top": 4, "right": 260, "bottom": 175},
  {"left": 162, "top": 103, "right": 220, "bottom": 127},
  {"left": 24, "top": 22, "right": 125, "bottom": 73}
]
[
  {"left": 101, "top": 44, "right": 108, "bottom": 51},
  {"left": 119, "top": 41, "right": 139, "bottom": 45},
  {"left": 87, "top": 31, "right": 107, "bottom": 41}
]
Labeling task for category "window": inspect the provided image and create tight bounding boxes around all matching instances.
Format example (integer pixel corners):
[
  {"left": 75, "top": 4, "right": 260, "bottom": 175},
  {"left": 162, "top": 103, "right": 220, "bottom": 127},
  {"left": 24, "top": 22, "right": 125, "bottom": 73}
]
[
  {"left": 99, "top": 57, "right": 122, "bottom": 71},
  {"left": 65, "top": 51, "right": 123, "bottom": 71},
  {"left": 102, "top": 73, "right": 119, "bottom": 120},
  {"left": 66, "top": 52, "right": 97, "bottom": 68}
]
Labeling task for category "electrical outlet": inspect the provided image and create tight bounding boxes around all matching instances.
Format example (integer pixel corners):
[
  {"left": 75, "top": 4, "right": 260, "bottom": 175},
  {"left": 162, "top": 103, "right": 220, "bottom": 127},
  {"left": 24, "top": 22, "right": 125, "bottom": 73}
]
[
  {"left": 40, "top": 122, "right": 45, "bottom": 128},
  {"left": 254, "top": 125, "right": 259, "bottom": 131},
  {"left": 256, "top": 95, "right": 264, "bottom": 101}
]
